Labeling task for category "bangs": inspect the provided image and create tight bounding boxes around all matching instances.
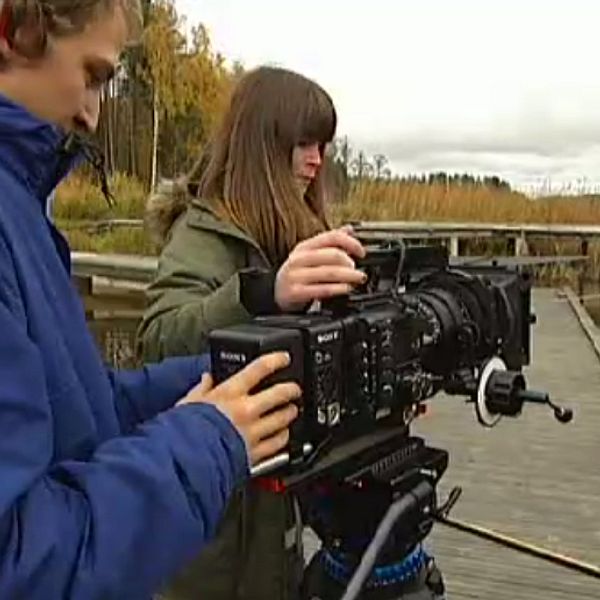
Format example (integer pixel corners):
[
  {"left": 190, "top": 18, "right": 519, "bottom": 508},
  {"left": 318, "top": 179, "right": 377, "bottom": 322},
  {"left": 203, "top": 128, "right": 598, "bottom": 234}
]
[{"left": 296, "top": 86, "right": 337, "bottom": 146}]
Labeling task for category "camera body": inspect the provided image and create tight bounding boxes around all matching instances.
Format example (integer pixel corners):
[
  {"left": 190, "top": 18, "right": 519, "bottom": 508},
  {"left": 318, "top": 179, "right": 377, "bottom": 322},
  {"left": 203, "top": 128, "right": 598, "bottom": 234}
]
[
  {"left": 209, "top": 242, "right": 533, "bottom": 473},
  {"left": 210, "top": 240, "right": 573, "bottom": 599}
]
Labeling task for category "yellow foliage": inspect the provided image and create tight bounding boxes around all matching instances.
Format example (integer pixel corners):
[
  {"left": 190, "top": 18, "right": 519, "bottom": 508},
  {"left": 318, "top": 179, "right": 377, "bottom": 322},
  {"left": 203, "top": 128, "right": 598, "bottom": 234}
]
[
  {"left": 54, "top": 173, "right": 147, "bottom": 220},
  {"left": 139, "top": 0, "right": 187, "bottom": 118}
]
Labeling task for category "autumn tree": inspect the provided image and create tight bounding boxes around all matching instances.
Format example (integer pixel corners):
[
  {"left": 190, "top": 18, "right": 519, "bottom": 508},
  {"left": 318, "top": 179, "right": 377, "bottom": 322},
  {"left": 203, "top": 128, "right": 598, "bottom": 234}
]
[{"left": 94, "top": 0, "right": 240, "bottom": 189}]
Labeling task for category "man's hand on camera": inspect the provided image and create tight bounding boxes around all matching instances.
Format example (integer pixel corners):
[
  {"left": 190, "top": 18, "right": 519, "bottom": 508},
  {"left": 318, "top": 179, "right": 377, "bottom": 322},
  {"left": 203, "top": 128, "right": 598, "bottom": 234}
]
[
  {"left": 178, "top": 352, "right": 300, "bottom": 466},
  {"left": 275, "top": 227, "right": 367, "bottom": 312}
]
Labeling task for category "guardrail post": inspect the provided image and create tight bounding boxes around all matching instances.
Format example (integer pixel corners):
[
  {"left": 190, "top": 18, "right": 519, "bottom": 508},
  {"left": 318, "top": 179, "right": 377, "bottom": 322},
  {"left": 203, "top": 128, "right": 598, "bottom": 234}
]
[
  {"left": 449, "top": 236, "right": 460, "bottom": 257},
  {"left": 507, "top": 237, "right": 515, "bottom": 255},
  {"left": 578, "top": 238, "right": 589, "bottom": 302},
  {"left": 515, "top": 231, "right": 529, "bottom": 257},
  {"left": 73, "top": 274, "right": 93, "bottom": 296}
]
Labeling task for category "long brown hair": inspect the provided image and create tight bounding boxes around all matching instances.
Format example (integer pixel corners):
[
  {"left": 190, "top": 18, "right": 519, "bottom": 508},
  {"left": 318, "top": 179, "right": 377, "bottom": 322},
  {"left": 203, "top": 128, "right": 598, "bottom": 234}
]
[
  {"left": 201, "top": 66, "right": 336, "bottom": 265},
  {"left": 147, "top": 66, "right": 337, "bottom": 262}
]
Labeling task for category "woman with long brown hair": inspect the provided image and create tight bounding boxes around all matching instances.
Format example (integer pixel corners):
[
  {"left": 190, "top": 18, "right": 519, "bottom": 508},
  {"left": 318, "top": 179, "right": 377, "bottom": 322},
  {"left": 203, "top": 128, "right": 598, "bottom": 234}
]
[
  {"left": 138, "top": 66, "right": 367, "bottom": 600},
  {"left": 140, "top": 65, "right": 364, "bottom": 361}
]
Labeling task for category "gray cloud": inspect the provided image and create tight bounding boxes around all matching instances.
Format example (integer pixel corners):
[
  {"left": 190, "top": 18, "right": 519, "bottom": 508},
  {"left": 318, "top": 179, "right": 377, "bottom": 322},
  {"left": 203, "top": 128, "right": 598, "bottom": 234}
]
[
  {"left": 366, "top": 119, "right": 600, "bottom": 159},
  {"left": 352, "top": 113, "right": 600, "bottom": 191}
]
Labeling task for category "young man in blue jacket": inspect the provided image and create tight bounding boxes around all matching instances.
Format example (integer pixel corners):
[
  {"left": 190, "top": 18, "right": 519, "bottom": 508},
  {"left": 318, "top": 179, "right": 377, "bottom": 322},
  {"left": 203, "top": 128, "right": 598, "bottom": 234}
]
[{"left": 0, "top": 1, "right": 303, "bottom": 598}]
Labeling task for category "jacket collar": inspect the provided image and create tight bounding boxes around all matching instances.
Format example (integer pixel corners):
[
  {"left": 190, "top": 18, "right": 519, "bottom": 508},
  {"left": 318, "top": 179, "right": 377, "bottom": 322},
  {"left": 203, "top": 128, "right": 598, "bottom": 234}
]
[{"left": 0, "top": 92, "right": 80, "bottom": 210}]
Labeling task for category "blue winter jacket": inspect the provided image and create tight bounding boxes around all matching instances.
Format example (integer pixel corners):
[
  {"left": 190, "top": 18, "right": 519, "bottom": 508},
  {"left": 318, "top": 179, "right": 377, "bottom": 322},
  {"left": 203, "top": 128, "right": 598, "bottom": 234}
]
[{"left": 0, "top": 93, "right": 249, "bottom": 599}]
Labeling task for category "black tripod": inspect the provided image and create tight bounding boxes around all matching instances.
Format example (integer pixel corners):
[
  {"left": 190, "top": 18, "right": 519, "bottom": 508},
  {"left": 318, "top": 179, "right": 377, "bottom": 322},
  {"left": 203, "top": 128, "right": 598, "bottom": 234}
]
[{"left": 283, "top": 429, "right": 450, "bottom": 600}]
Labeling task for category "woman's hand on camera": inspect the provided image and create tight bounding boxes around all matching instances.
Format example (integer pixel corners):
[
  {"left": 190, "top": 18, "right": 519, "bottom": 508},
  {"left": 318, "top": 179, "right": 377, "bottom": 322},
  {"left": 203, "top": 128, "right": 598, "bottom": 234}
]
[
  {"left": 275, "top": 227, "right": 367, "bottom": 312},
  {"left": 179, "top": 352, "right": 300, "bottom": 466}
]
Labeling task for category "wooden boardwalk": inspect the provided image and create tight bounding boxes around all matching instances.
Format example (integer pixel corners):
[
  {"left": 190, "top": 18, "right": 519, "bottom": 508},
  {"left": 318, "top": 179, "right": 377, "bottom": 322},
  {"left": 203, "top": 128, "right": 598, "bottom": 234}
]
[{"left": 411, "top": 288, "right": 600, "bottom": 598}]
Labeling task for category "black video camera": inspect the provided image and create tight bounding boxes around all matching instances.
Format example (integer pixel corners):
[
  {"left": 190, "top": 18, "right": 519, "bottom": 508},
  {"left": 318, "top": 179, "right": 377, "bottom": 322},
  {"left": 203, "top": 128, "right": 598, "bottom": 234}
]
[{"left": 209, "top": 241, "right": 569, "bottom": 479}]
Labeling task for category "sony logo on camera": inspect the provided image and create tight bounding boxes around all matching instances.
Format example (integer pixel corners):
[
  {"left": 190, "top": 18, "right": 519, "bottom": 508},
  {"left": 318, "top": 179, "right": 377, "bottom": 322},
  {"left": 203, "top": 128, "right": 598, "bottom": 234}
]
[
  {"left": 218, "top": 350, "right": 247, "bottom": 364},
  {"left": 316, "top": 330, "right": 340, "bottom": 345}
]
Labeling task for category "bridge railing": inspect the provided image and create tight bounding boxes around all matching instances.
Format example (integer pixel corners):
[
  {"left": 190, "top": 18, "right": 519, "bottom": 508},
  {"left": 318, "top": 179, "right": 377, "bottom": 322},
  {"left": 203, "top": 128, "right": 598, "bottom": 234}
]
[
  {"left": 71, "top": 220, "right": 599, "bottom": 297},
  {"left": 72, "top": 251, "right": 156, "bottom": 283},
  {"left": 73, "top": 218, "right": 600, "bottom": 254},
  {"left": 349, "top": 220, "right": 600, "bottom": 257}
]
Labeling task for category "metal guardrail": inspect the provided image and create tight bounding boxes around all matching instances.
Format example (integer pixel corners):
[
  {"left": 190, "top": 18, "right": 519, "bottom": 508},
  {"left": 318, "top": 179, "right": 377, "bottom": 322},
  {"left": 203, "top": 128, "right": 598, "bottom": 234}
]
[
  {"left": 76, "top": 219, "right": 600, "bottom": 238},
  {"left": 70, "top": 220, "right": 600, "bottom": 288},
  {"left": 70, "top": 252, "right": 588, "bottom": 285},
  {"left": 350, "top": 221, "right": 600, "bottom": 238},
  {"left": 349, "top": 220, "right": 600, "bottom": 259},
  {"left": 71, "top": 251, "right": 157, "bottom": 282},
  {"left": 64, "top": 219, "right": 144, "bottom": 234}
]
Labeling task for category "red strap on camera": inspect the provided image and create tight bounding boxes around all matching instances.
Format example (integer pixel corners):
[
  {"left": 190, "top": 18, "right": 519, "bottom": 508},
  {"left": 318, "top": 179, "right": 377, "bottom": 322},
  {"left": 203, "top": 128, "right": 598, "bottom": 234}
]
[{"left": 251, "top": 477, "right": 287, "bottom": 494}]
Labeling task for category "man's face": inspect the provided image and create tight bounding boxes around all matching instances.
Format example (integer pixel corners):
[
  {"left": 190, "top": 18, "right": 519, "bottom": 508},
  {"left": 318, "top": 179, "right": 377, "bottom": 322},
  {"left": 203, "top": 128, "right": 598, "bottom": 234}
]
[{"left": 3, "top": 6, "right": 127, "bottom": 133}]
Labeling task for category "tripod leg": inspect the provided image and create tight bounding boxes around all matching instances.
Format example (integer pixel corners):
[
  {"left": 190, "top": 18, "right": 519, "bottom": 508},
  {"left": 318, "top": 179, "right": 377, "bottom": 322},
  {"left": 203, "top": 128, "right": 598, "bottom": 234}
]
[
  {"left": 409, "top": 559, "right": 446, "bottom": 600},
  {"left": 300, "top": 552, "right": 335, "bottom": 600}
]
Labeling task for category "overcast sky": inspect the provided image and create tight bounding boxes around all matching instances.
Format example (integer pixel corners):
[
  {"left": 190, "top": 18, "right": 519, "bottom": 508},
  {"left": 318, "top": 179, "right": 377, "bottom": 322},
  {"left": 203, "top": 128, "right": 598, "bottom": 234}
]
[{"left": 175, "top": 0, "right": 600, "bottom": 194}]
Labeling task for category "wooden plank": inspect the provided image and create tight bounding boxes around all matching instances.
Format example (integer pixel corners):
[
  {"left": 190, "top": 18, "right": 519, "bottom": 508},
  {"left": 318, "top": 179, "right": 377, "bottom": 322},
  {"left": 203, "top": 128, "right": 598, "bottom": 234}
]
[{"left": 562, "top": 287, "right": 600, "bottom": 361}]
